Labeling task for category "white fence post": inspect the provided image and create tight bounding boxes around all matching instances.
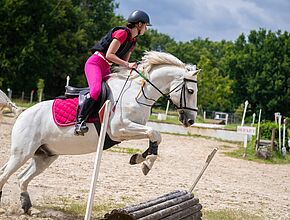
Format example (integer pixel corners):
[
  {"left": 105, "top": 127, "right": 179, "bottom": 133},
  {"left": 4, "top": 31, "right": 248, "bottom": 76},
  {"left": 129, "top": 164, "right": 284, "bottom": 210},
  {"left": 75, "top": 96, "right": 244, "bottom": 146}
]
[
  {"left": 84, "top": 100, "right": 111, "bottom": 220},
  {"left": 21, "top": 91, "right": 25, "bottom": 101},
  {"left": 38, "top": 89, "right": 43, "bottom": 102},
  {"left": 278, "top": 115, "right": 282, "bottom": 153},
  {"left": 165, "top": 100, "right": 170, "bottom": 117},
  {"left": 282, "top": 119, "right": 286, "bottom": 156},
  {"left": 30, "top": 90, "right": 34, "bottom": 103},
  {"left": 255, "top": 109, "right": 262, "bottom": 151},
  {"left": 251, "top": 113, "right": 256, "bottom": 126},
  {"left": 66, "top": 75, "right": 70, "bottom": 87},
  {"left": 7, "top": 88, "right": 12, "bottom": 100}
]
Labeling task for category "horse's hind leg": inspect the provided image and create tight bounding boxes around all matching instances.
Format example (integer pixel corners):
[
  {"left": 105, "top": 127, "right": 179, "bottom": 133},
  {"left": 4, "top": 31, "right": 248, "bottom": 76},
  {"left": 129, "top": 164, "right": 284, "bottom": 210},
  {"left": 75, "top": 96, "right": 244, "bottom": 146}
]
[
  {"left": 0, "top": 163, "right": 8, "bottom": 175},
  {"left": 18, "top": 152, "right": 58, "bottom": 213},
  {"left": 0, "top": 153, "right": 32, "bottom": 203}
]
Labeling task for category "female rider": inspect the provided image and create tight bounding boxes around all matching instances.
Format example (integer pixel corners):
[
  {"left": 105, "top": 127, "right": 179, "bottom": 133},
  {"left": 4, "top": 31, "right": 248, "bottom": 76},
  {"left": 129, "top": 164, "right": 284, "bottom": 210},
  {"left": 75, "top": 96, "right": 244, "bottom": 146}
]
[{"left": 75, "top": 10, "right": 151, "bottom": 135}]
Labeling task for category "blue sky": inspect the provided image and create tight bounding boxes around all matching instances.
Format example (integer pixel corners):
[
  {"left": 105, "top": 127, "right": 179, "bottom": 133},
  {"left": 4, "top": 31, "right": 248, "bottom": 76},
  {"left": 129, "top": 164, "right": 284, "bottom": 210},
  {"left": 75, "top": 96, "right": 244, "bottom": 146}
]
[{"left": 114, "top": 0, "right": 290, "bottom": 42}]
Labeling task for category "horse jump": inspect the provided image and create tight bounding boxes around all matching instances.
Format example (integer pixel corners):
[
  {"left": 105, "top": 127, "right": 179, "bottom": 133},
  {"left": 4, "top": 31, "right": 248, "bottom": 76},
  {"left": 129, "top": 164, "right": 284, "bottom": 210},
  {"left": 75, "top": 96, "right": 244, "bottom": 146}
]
[{"left": 0, "top": 51, "right": 200, "bottom": 213}]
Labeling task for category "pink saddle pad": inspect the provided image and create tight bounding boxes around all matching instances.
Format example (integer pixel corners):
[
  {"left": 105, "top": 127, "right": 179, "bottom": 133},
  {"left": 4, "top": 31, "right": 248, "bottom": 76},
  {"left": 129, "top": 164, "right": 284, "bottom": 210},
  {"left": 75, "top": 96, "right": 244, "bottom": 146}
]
[{"left": 52, "top": 98, "right": 98, "bottom": 127}]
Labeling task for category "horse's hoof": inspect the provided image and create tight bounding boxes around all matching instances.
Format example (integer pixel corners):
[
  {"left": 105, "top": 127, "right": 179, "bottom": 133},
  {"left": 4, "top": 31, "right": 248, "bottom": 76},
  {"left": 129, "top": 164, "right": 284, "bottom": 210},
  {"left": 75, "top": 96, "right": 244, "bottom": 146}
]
[
  {"left": 74, "top": 130, "right": 84, "bottom": 136},
  {"left": 129, "top": 154, "right": 146, "bottom": 165},
  {"left": 129, "top": 154, "right": 138, "bottom": 165},
  {"left": 141, "top": 163, "right": 150, "bottom": 176},
  {"left": 20, "top": 192, "right": 32, "bottom": 213}
]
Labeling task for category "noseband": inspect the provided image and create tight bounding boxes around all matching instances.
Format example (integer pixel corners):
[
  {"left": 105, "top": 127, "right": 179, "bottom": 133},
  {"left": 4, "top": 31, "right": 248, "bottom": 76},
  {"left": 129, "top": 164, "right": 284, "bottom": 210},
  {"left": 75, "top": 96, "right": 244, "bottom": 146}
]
[
  {"left": 133, "top": 68, "right": 198, "bottom": 112},
  {"left": 177, "top": 78, "right": 198, "bottom": 112}
]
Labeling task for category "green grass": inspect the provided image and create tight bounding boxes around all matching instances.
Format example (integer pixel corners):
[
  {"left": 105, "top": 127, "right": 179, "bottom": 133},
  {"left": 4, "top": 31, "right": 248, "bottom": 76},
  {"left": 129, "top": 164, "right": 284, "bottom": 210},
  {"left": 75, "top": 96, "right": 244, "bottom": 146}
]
[
  {"left": 38, "top": 196, "right": 134, "bottom": 219},
  {"left": 38, "top": 197, "right": 264, "bottom": 220},
  {"left": 13, "top": 99, "right": 37, "bottom": 108},
  {"left": 107, "top": 145, "right": 142, "bottom": 154},
  {"left": 149, "top": 114, "right": 181, "bottom": 124},
  {"left": 151, "top": 108, "right": 179, "bottom": 116},
  {"left": 225, "top": 139, "right": 290, "bottom": 164},
  {"left": 203, "top": 209, "right": 262, "bottom": 220}
]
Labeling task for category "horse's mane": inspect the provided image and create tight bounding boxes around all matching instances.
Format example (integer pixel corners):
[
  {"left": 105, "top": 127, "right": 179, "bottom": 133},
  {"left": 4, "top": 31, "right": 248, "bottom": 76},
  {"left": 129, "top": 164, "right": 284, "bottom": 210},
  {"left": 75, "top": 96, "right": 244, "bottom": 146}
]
[{"left": 111, "top": 51, "right": 186, "bottom": 80}]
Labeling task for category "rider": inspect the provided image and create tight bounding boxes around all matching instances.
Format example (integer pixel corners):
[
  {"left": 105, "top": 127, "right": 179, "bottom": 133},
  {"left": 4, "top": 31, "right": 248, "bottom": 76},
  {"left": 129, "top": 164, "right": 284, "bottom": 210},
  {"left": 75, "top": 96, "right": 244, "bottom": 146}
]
[{"left": 75, "top": 10, "right": 151, "bottom": 135}]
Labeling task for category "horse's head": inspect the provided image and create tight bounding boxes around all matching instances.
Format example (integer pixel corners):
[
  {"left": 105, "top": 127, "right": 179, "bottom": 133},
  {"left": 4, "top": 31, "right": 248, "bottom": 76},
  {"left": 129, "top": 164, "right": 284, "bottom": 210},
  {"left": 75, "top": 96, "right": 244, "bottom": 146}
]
[{"left": 169, "top": 64, "right": 200, "bottom": 127}]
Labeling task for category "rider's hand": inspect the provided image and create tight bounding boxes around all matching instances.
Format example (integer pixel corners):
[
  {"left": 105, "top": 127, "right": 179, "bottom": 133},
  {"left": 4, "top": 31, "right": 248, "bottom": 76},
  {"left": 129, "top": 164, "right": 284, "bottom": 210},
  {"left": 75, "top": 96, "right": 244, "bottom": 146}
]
[{"left": 128, "top": 62, "right": 137, "bottom": 69}]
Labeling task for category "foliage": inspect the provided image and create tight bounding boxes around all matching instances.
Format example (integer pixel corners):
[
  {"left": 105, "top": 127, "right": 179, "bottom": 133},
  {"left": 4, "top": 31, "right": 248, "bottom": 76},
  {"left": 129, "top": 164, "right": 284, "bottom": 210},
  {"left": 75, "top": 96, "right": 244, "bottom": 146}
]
[
  {"left": 259, "top": 121, "right": 279, "bottom": 140},
  {"left": 0, "top": 0, "right": 117, "bottom": 98},
  {"left": 223, "top": 30, "right": 290, "bottom": 118},
  {"left": 37, "top": 79, "right": 45, "bottom": 90}
]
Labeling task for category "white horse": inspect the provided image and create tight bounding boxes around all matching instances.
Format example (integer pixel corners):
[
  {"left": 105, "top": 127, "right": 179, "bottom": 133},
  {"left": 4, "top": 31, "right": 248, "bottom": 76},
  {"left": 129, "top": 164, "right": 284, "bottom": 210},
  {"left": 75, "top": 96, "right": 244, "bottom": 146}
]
[{"left": 0, "top": 51, "right": 199, "bottom": 213}]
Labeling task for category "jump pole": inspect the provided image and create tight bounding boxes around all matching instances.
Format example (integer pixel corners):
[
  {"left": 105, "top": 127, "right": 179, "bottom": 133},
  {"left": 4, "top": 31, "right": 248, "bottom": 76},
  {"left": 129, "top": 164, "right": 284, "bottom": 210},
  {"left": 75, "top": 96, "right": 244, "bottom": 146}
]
[
  {"left": 189, "top": 148, "right": 218, "bottom": 192},
  {"left": 84, "top": 100, "right": 112, "bottom": 220}
]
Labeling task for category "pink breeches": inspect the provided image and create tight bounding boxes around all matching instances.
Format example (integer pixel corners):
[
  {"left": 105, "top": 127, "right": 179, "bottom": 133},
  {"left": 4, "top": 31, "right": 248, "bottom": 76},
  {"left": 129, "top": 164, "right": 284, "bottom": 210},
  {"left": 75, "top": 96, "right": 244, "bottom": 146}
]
[{"left": 84, "top": 54, "right": 111, "bottom": 101}]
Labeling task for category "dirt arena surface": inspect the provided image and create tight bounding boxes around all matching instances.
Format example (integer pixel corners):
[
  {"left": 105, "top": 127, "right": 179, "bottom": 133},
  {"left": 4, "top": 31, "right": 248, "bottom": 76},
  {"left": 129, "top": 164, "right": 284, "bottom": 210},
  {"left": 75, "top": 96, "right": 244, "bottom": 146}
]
[{"left": 0, "top": 116, "right": 289, "bottom": 219}]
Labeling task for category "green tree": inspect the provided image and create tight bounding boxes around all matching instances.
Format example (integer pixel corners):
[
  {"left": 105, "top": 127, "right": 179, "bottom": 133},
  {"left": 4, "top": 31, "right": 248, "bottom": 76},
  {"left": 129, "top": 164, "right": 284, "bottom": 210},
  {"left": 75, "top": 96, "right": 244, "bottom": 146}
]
[
  {"left": 224, "top": 29, "right": 290, "bottom": 118},
  {"left": 0, "top": 0, "right": 119, "bottom": 98}
]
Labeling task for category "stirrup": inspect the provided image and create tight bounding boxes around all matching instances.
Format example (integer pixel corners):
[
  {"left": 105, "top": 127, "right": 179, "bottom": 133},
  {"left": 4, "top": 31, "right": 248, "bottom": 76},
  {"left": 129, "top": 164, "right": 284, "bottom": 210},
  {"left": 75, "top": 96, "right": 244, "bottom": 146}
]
[{"left": 74, "top": 121, "right": 89, "bottom": 136}]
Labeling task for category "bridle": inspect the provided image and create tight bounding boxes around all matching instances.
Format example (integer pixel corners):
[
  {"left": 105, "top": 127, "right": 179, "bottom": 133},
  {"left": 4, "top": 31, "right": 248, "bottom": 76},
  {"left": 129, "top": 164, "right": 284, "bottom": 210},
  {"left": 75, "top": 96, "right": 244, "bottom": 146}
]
[{"left": 133, "top": 68, "right": 198, "bottom": 112}]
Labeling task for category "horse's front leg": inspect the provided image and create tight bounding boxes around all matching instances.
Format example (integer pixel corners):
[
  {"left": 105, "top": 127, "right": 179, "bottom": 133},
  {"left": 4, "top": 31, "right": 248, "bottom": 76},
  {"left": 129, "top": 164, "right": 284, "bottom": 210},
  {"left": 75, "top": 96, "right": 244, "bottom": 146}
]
[
  {"left": 112, "top": 121, "right": 161, "bottom": 175},
  {"left": 129, "top": 140, "right": 158, "bottom": 172},
  {"left": 140, "top": 141, "right": 159, "bottom": 175}
]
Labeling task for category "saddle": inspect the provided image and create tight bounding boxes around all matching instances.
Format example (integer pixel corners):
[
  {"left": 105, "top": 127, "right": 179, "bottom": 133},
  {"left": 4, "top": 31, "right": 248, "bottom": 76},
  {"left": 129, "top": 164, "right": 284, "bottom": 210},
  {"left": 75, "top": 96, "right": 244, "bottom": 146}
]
[
  {"left": 52, "top": 81, "right": 120, "bottom": 149},
  {"left": 52, "top": 81, "right": 111, "bottom": 127},
  {"left": 65, "top": 81, "right": 110, "bottom": 107}
]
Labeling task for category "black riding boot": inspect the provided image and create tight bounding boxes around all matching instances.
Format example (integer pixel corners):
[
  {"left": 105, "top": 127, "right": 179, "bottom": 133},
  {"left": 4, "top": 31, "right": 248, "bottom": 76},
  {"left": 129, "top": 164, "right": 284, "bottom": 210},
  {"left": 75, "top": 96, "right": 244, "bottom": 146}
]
[{"left": 74, "top": 96, "right": 96, "bottom": 136}]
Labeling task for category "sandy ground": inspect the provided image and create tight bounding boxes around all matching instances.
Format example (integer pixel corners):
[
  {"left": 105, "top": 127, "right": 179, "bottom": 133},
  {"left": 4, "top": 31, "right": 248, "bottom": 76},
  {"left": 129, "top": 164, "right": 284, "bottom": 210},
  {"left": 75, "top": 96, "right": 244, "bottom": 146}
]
[{"left": 0, "top": 116, "right": 289, "bottom": 220}]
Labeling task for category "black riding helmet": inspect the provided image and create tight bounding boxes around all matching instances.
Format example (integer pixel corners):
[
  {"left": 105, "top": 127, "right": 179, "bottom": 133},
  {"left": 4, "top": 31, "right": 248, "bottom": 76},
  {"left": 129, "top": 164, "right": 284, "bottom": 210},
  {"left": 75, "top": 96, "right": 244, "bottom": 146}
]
[{"left": 127, "top": 10, "right": 152, "bottom": 26}]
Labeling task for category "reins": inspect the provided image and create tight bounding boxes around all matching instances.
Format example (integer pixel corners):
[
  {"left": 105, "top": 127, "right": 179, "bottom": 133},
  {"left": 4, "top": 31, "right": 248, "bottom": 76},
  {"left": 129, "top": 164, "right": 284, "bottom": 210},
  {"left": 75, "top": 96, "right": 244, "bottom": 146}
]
[
  {"left": 113, "top": 66, "right": 198, "bottom": 113},
  {"left": 132, "top": 68, "right": 198, "bottom": 112}
]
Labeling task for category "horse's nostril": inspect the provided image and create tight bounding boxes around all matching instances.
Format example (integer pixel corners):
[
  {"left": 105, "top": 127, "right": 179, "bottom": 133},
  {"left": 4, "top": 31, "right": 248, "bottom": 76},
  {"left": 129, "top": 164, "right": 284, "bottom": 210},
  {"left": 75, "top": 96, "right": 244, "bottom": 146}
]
[{"left": 188, "top": 119, "right": 194, "bottom": 125}]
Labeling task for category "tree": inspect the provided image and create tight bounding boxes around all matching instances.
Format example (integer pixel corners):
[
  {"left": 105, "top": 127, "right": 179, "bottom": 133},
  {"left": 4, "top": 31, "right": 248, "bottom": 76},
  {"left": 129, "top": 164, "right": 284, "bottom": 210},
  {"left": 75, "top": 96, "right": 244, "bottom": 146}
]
[
  {"left": 224, "top": 29, "right": 290, "bottom": 118},
  {"left": 0, "top": 0, "right": 119, "bottom": 98}
]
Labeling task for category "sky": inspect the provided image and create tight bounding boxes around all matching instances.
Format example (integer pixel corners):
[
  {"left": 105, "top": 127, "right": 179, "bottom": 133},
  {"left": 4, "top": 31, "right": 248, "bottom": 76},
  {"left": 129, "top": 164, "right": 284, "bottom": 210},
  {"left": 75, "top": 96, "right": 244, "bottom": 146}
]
[{"left": 114, "top": 0, "right": 290, "bottom": 42}]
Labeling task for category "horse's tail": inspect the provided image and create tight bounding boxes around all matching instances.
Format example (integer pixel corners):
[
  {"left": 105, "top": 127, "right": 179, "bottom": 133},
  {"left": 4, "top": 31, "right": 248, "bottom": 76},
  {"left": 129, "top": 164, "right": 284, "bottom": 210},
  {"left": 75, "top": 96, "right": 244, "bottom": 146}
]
[{"left": 0, "top": 89, "right": 20, "bottom": 117}]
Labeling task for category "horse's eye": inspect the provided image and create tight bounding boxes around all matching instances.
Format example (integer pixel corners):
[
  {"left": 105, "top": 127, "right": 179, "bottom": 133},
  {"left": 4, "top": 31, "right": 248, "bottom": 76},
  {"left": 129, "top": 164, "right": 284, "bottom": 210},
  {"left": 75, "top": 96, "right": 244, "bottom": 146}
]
[{"left": 187, "top": 89, "right": 194, "bottom": 94}]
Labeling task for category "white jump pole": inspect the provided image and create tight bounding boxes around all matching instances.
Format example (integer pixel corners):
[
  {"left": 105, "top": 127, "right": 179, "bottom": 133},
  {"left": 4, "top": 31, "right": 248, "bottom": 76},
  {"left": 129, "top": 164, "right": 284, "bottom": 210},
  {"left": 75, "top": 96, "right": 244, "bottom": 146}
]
[
  {"left": 241, "top": 100, "right": 249, "bottom": 157},
  {"left": 84, "top": 100, "right": 112, "bottom": 220}
]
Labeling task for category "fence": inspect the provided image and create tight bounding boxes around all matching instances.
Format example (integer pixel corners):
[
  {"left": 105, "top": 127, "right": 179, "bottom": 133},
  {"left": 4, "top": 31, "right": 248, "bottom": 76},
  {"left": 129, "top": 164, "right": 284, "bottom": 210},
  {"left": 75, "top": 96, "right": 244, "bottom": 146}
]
[
  {"left": 2, "top": 89, "right": 55, "bottom": 103},
  {"left": 203, "top": 110, "right": 241, "bottom": 124}
]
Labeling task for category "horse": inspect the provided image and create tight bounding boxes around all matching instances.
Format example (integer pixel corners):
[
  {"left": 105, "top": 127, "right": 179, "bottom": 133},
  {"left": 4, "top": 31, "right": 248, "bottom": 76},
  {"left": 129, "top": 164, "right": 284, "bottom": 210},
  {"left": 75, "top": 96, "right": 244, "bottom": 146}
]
[
  {"left": 0, "top": 51, "right": 200, "bottom": 213},
  {"left": 0, "top": 90, "right": 20, "bottom": 121}
]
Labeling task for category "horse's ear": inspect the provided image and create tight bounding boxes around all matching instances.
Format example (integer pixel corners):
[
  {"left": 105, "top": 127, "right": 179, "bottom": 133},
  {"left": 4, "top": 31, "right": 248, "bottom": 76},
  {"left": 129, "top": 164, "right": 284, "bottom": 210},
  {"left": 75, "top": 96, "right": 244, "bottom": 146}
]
[
  {"left": 185, "top": 64, "right": 201, "bottom": 76},
  {"left": 192, "top": 68, "right": 201, "bottom": 76}
]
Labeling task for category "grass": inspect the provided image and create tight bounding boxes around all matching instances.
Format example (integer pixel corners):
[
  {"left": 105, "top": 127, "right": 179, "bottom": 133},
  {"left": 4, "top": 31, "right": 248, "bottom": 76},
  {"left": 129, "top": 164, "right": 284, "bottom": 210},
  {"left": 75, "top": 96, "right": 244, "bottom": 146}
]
[
  {"left": 37, "top": 196, "right": 133, "bottom": 219},
  {"left": 149, "top": 114, "right": 180, "bottom": 124},
  {"left": 225, "top": 138, "right": 290, "bottom": 164},
  {"left": 38, "top": 198, "right": 264, "bottom": 220},
  {"left": 203, "top": 209, "right": 262, "bottom": 220},
  {"left": 13, "top": 99, "right": 38, "bottom": 108},
  {"left": 107, "top": 145, "right": 142, "bottom": 154},
  {"left": 152, "top": 108, "right": 179, "bottom": 116},
  {"left": 161, "top": 131, "right": 241, "bottom": 145}
]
